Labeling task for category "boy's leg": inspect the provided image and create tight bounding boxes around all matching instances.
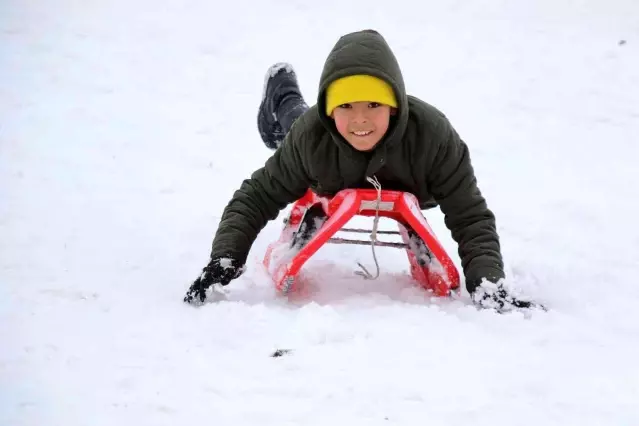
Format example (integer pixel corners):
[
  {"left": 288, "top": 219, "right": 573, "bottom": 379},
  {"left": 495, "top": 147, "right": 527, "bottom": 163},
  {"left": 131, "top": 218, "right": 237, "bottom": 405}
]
[{"left": 258, "top": 63, "right": 309, "bottom": 150}]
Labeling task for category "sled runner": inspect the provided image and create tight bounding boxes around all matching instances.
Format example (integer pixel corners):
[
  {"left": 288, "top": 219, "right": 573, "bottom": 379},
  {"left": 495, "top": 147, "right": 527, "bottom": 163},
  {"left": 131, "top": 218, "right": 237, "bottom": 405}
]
[{"left": 263, "top": 188, "right": 460, "bottom": 296}]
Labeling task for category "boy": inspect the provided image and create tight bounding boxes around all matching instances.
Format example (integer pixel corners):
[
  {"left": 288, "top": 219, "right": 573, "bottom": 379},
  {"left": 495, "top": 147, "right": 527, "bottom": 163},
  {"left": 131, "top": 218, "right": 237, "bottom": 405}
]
[{"left": 184, "top": 29, "right": 536, "bottom": 312}]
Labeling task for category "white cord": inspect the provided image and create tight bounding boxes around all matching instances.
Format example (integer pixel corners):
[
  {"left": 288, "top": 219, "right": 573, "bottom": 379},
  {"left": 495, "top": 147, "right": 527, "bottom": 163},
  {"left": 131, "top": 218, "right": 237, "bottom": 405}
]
[{"left": 356, "top": 176, "right": 382, "bottom": 280}]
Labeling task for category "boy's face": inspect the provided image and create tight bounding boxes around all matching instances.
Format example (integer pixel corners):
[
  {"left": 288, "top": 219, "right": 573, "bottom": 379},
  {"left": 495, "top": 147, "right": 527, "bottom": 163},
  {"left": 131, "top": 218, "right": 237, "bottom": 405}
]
[{"left": 331, "top": 101, "right": 394, "bottom": 151}]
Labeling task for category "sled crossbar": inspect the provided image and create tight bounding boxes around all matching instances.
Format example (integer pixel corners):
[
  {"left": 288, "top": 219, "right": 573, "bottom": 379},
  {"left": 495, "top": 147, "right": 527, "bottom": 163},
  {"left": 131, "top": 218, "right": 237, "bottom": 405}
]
[
  {"left": 328, "top": 237, "right": 407, "bottom": 249},
  {"left": 340, "top": 228, "right": 401, "bottom": 235}
]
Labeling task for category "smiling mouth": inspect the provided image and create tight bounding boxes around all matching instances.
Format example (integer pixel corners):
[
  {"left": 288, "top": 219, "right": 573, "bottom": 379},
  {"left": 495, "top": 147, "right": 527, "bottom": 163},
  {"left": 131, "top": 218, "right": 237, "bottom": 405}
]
[{"left": 351, "top": 130, "right": 373, "bottom": 136}]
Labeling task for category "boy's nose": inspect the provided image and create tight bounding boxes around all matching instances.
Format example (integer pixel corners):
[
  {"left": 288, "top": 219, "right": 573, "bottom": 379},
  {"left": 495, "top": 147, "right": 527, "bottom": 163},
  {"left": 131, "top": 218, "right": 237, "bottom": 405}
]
[{"left": 352, "top": 111, "right": 369, "bottom": 123}]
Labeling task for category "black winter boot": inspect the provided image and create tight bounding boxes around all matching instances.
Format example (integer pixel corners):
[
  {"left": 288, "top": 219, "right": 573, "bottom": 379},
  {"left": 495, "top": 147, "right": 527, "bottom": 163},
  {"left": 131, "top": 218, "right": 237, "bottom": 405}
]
[{"left": 257, "top": 63, "right": 308, "bottom": 150}]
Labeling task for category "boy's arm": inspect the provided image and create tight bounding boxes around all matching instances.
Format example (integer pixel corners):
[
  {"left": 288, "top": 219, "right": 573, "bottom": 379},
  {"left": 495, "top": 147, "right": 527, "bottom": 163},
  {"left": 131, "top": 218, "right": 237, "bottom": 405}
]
[
  {"left": 210, "top": 131, "right": 311, "bottom": 264},
  {"left": 426, "top": 118, "right": 505, "bottom": 290}
]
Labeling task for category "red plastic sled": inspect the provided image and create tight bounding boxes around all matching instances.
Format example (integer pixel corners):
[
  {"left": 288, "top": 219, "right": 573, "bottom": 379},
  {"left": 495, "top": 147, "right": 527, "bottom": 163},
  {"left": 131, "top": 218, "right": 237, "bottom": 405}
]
[{"left": 263, "top": 189, "right": 460, "bottom": 296}]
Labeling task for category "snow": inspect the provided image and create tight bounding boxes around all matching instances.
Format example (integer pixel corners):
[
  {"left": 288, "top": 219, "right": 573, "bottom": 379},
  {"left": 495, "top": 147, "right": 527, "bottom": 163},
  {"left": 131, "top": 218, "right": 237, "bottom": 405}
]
[
  {"left": 263, "top": 62, "right": 296, "bottom": 102},
  {"left": 218, "top": 257, "right": 234, "bottom": 270},
  {"left": 2, "top": 0, "right": 639, "bottom": 425}
]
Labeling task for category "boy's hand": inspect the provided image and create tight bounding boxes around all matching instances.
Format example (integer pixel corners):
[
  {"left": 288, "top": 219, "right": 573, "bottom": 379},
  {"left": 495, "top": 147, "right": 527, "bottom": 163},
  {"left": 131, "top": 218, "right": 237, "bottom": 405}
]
[
  {"left": 469, "top": 279, "right": 545, "bottom": 313},
  {"left": 183, "top": 256, "right": 245, "bottom": 305}
]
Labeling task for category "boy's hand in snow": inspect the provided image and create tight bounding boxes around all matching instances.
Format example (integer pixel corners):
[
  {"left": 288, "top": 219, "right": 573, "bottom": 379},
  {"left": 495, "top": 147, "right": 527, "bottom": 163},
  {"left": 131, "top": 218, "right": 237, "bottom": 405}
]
[
  {"left": 183, "top": 256, "right": 245, "bottom": 304},
  {"left": 469, "top": 279, "right": 545, "bottom": 313}
]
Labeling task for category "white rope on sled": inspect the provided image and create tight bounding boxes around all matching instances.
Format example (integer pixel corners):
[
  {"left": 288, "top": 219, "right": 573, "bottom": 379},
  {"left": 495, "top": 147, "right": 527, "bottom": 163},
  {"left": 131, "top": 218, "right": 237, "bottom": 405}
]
[{"left": 356, "top": 175, "right": 382, "bottom": 280}]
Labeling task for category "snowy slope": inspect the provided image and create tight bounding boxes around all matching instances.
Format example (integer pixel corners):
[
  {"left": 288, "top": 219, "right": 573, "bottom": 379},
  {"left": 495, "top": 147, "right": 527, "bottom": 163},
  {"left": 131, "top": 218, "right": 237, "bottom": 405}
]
[{"left": 2, "top": 1, "right": 639, "bottom": 425}]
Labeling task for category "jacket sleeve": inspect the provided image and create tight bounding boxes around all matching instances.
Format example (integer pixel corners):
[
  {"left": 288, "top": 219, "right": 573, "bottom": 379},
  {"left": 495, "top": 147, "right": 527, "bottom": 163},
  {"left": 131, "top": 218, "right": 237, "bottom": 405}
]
[
  {"left": 210, "top": 127, "right": 312, "bottom": 264},
  {"left": 426, "top": 117, "right": 505, "bottom": 288}
]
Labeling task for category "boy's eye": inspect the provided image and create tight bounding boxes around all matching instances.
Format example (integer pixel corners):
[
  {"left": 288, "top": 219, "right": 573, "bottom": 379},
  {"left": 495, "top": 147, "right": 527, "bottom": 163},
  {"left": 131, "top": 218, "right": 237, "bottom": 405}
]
[
  {"left": 338, "top": 103, "right": 352, "bottom": 109},
  {"left": 369, "top": 102, "right": 381, "bottom": 108}
]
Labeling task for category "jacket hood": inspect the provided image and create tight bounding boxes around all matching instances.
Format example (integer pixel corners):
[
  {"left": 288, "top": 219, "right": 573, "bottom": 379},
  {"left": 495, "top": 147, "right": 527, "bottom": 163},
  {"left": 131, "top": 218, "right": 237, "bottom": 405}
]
[{"left": 317, "top": 29, "right": 408, "bottom": 153}]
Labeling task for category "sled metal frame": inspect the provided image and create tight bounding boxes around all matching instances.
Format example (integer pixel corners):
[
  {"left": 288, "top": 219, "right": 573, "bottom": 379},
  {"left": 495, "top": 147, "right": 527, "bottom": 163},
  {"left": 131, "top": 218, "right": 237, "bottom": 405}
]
[{"left": 263, "top": 189, "right": 460, "bottom": 296}]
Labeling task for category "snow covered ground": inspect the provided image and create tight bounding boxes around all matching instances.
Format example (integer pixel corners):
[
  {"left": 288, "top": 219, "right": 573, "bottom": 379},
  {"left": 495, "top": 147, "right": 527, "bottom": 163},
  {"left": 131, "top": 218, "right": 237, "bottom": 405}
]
[{"left": 2, "top": 0, "right": 639, "bottom": 424}]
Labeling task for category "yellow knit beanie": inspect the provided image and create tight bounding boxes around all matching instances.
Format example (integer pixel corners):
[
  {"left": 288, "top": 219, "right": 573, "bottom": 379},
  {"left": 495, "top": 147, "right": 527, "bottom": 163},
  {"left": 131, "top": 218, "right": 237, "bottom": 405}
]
[{"left": 325, "top": 75, "right": 397, "bottom": 116}]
